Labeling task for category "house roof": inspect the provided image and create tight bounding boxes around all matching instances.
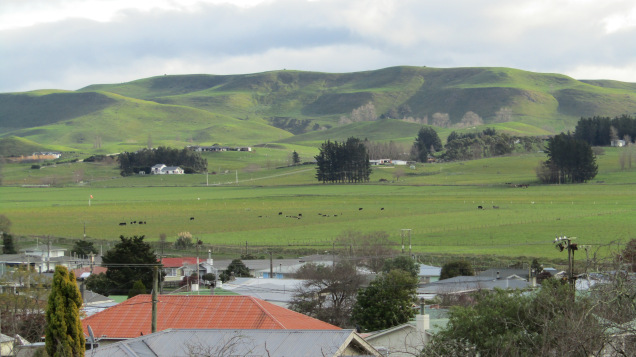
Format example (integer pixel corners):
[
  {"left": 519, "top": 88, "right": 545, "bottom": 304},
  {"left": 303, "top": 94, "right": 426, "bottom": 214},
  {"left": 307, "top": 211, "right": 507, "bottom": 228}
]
[
  {"left": 81, "top": 294, "right": 340, "bottom": 339},
  {"left": 221, "top": 277, "right": 305, "bottom": 306},
  {"left": 0, "top": 333, "right": 29, "bottom": 345},
  {"left": 82, "top": 290, "right": 114, "bottom": 305},
  {"left": 21, "top": 245, "right": 67, "bottom": 252},
  {"left": 418, "top": 264, "right": 441, "bottom": 277},
  {"left": 478, "top": 268, "right": 530, "bottom": 280},
  {"left": 160, "top": 257, "right": 200, "bottom": 268},
  {"left": 88, "top": 328, "right": 380, "bottom": 357},
  {"left": 418, "top": 276, "right": 532, "bottom": 295}
]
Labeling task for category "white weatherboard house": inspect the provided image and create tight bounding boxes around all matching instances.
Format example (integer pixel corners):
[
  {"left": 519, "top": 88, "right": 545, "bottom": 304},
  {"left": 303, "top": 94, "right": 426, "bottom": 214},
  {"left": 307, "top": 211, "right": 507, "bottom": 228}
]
[{"left": 151, "top": 164, "right": 184, "bottom": 175}]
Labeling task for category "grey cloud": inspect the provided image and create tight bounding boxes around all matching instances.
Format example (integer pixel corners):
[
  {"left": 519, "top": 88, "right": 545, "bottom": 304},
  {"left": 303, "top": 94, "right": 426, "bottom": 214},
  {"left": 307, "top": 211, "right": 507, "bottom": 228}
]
[{"left": 2, "top": 0, "right": 636, "bottom": 92}]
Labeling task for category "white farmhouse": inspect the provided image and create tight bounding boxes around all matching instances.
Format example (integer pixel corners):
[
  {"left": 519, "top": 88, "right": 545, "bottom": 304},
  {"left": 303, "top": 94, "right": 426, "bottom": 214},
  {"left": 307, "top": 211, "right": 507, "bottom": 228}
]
[{"left": 151, "top": 164, "right": 184, "bottom": 175}]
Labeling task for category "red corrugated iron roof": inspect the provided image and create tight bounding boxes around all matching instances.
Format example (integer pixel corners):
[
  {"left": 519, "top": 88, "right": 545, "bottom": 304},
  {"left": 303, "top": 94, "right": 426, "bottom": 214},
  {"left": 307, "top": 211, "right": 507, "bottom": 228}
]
[
  {"left": 160, "top": 257, "right": 200, "bottom": 268},
  {"left": 81, "top": 295, "right": 339, "bottom": 339}
]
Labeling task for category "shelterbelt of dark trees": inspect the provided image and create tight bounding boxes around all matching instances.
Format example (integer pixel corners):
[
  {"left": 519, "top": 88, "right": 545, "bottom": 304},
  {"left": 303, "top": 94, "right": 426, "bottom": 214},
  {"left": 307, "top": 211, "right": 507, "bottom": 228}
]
[
  {"left": 118, "top": 146, "right": 207, "bottom": 176},
  {"left": 315, "top": 137, "right": 372, "bottom": 183},
  {"left": 574, "top": 114, "right": 636, "bottom": 146}
]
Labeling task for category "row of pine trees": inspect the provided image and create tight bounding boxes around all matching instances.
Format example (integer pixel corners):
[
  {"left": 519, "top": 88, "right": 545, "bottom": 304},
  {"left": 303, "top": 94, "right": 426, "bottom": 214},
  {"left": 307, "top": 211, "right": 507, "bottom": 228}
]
[{"left": 315, "top": 137, "right": 372, "bottom": 183}]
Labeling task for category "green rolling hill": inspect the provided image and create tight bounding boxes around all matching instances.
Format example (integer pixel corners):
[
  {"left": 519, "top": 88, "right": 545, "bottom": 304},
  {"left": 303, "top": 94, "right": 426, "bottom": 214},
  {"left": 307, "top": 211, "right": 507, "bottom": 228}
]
[{"left": 1, "top": 66, "right": 636, "bottom": 155}]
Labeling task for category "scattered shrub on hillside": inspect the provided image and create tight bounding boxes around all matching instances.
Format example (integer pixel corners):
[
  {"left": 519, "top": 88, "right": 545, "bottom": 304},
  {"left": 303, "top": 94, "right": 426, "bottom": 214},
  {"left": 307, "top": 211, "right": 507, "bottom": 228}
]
[
  {"left": 83, "top": 155, "right": 107, "bottom": 162},
  {"left": 267, "top": 117, "right": 312, "bottom": 134}
]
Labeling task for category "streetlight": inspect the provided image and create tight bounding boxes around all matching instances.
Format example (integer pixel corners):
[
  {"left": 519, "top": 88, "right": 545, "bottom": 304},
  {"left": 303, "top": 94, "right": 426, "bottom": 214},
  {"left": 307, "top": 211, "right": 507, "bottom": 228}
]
[{"left": 554, "top": 235, "right": 578, "bottom": 287}]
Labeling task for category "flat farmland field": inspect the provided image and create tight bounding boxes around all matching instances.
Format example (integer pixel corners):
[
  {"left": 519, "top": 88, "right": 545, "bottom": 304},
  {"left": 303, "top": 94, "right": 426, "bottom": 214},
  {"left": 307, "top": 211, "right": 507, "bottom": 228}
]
[{"left": 2, "top": 181, "right": 635, "bottom": 260}]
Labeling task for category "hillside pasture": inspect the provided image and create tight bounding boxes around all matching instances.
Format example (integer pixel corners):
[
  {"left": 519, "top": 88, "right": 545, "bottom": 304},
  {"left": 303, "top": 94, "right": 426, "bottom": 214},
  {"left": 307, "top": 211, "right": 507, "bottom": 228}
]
[
  {"left": 2, "top": 148, "right": 635, "bottom": 261},
  {"left": 2, "top": 181, "right": 635, "bottom": 260}
]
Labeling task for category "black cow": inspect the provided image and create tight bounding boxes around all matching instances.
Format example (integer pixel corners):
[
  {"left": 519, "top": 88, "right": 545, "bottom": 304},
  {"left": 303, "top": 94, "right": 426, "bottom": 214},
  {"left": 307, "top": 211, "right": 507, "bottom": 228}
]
[
  {"left": 358, "top": 208, "right": 363, "bottom": 211},
  {"left": 190, "top": 217, "right": 195, "bottom": 220},
  {"left": 478, "top": 206, "right": 483, "bottom": 209},
  {"left": 119, "top": 222, "right": 126, "bottom": 226}
]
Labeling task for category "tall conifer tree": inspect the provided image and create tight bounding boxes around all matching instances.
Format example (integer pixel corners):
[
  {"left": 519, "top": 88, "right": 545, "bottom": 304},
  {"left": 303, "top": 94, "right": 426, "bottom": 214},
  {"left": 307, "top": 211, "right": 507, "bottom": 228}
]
[{"left": 45, "top": 266, "right": 85, "bottom": 357}]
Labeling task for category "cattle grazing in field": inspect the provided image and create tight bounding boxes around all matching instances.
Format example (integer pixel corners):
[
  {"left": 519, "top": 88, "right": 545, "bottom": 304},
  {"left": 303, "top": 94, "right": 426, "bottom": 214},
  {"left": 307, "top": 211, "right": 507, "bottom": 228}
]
[
  {"left": 298, "top": 213, "right": 302, "bottom": 217},
  {"left": 119, "top": 222, "right": 126, "bottom": 226},
  {"left": 359, "top": 208, "right": 363, "bottom": 211},
  {"left": 478, "top": 206, "right": 483, "bottom": 209},
  {"left": 380, "top": 207, "right": 384, "bottom": 210},
  {"left": 190, "top": 217, "right": 195, "bottom": 220},
  {"left": 493, "top": 206, "right": 499, "bottom": 209},
  {"left": 279, "top": 212, "right": 283, "bottom": 215}
]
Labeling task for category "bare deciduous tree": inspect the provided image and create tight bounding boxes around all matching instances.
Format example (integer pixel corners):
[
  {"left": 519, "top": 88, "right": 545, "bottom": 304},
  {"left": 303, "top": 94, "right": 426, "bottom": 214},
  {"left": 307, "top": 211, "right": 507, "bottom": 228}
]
[
  {"left": 431, "top": 113, "right": 450, "bottom": 128},
  {"left": 350, "top": 102, "right": 377, "bottom": 122},
  {"left": 364, "top": 140, "right": 409, "bottom": 160},
  {"left": 290, "top": 262, "right": 365, "bottom": 328},
  {"left": 494, "top": 107, "right": 513, "bottom": 123},
  {"left": 456, "top": 111, "right": 484, "bottom": 128},
  {"left": 335, "top": 230, "right": 395, "bottom": 273},
  {"left": 0, "top": 266, "right": 50, "bottom": 342}
]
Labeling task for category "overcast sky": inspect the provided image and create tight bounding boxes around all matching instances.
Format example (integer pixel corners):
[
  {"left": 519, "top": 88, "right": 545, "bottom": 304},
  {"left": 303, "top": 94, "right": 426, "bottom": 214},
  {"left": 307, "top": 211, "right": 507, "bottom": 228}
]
[{"left": 2, "top": 0, "right": 636, "bottom": 93}]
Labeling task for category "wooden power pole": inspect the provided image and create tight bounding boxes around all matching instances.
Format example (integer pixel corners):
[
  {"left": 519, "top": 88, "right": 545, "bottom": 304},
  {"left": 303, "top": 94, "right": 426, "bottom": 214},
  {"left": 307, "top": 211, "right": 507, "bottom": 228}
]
[{"left": 152, "top": 267, "right": 158, "bottom": 333}]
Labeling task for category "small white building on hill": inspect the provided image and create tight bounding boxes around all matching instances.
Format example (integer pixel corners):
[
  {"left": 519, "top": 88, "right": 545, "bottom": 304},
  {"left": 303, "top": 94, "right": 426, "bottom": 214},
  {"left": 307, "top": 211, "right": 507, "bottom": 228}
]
[{"left": 151, "top": 164, "right": 184, "bottom": 174}]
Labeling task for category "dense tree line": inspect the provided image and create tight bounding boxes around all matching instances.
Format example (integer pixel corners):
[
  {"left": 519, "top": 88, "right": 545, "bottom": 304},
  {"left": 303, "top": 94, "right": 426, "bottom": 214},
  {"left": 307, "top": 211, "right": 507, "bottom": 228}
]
[
  {"left": 537, "top": 133, "right": 598, "bottom": 183},
  {"left": 315, "top": 137, "right": 371, "bottom": 183},
  {"left": 574, "top": 115, "right": 636, "bottom": 146},
  {"left": 410, "top": 127, "right": 542, "bottom": 163},
  {"left": 443, "top": 128, "right": 517, "bottom": 161},
  {"left": 118, "top": 146, "right": 207, "bottom": 176}
]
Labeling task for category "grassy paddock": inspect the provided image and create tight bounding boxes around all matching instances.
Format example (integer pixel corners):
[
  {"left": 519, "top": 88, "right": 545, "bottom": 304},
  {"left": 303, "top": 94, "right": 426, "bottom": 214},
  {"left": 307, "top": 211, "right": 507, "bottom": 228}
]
[
  {"left": 2, "top": 181, "right": 635, "bottom": 260},
  {"left": 2, "top": 148, "right": 635, "bottom": 261}
]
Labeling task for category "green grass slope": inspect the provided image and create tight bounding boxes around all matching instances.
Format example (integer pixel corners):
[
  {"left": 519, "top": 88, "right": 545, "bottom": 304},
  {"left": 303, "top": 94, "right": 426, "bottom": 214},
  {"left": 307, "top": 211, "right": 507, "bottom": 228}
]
[
  {"left": 3, "top": 66, "right": 636, "bottom": 154},
  {"left": 0, "top": 90, "right": 116, "bottom": 131},
  {"left": 79, "top": 66, "right": 636, "bottom": 130},
  {"left": 4, "top": 92, "right": 292, "bottom": 152},
  {"left": 0, "top": 136, "right": 52, "bottom": 156}
]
